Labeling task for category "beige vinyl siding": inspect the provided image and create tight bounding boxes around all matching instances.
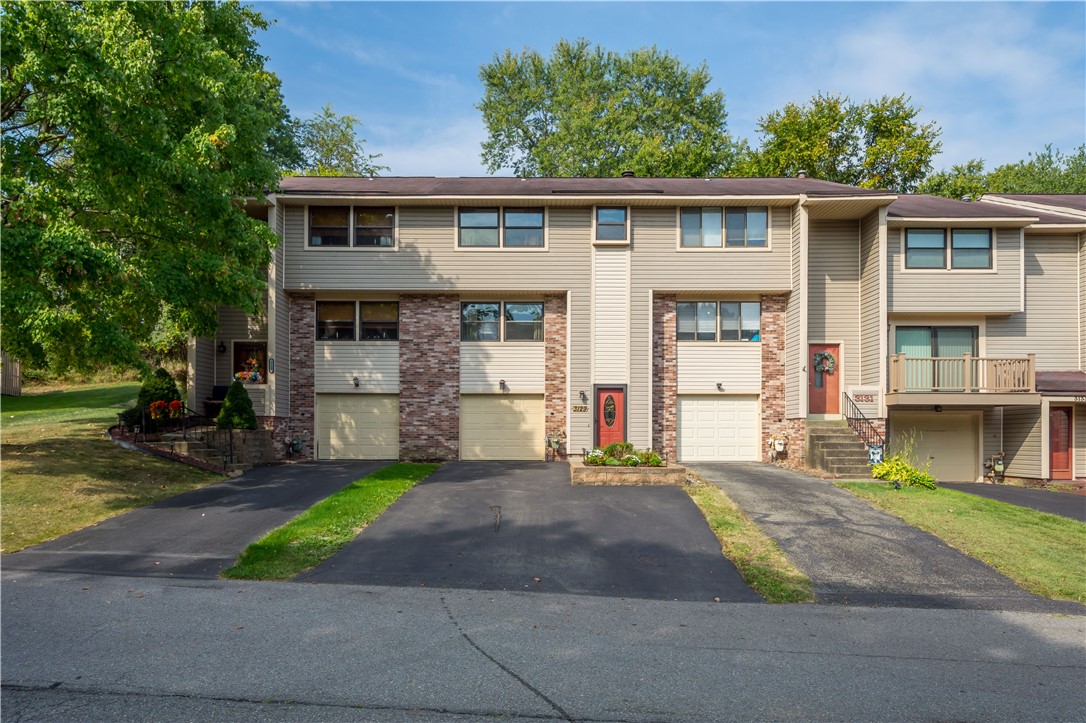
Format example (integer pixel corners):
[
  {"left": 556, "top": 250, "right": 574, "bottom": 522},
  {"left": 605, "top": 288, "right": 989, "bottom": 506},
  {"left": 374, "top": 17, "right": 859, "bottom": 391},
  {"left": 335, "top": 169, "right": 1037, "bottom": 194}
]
[
  {"left": 188, "top": 337, "right": 215, "bottom": 413},
  {"left": 272, "top": 288, "right": 290, "bottom": 415},
  {"left": 986, "top": 235, "right": 1079, "bottom": 370},
  {"left": 808, "top": 220, "right": 860, "bottom": 391},
  {"left": 785, "top": 206, "right": 804, "bottom": 418},
  {"left": 1076, "top": 404, "right": 1085, "bottom": 478},
  {"left": 554, "top": 212, "right": 594, "bottom": 454},
  {"left": 1002, "top": 405, "right": 1043, "bottom": 479},
  {"left": 215, "top": 306, "right": 268, "bottom": 387},
  {"left": 592, "top": 245, "right": 630, "bottom": 385},
  {"left": 1080, "top": 233, "right": 1085, "bottom": 370},
  {"left": 282, "top": 206, "right": 592, "bottom": 292},
  {"left": 460, "top": 344, "right": 545, "bottom": 394},
  {"left": 677, "top": 344, "right": 761, "bottom": 393},
  {"left": 858, "top": 209, "right": 882, "bottom": 389},
  {"left": 888, "top": 227, "right": 1021, "bottom": 313},
  {"left": 315, "top": 343, "right": 399, "bottom": 393},
  {"left": 982, "top": 407, "right": 1002, "bottom": 465}
]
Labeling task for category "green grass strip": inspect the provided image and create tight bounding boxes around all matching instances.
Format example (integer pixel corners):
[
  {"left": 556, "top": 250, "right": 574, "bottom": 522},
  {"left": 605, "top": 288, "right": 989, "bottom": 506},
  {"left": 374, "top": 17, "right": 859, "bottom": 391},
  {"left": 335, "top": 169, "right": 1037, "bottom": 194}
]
[
  {"left": 222, "top": 463, "right": 440, "bottom": 580},
  {"left": 684, "top": 482, "right": 814, "bottom": 603},
  {"left": 838, "top": 482, "right": 1086, "bottom": 604}
]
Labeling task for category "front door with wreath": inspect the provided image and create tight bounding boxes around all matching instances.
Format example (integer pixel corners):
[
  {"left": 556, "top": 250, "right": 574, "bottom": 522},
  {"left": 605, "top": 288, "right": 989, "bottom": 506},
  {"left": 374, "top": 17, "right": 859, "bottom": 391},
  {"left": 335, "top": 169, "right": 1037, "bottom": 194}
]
[{"left": 808, "top": 343, "right": 840, "bottom": 415}]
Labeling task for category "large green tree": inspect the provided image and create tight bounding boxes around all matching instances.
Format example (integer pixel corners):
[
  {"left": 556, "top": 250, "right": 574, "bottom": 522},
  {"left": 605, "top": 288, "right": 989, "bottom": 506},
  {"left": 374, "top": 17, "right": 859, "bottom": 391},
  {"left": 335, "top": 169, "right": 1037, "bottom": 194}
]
[
  {"left": 1, "top": 1, "right": 296, "bottom": 372},
  {"left": 737, "top": 93, "right": 942, "bottom": 191},
  {"left": 294, "top": 103, "right": 387, "bottom": 177},
  {"left": 918, "top": 145, "right": 1086, "bottom": 198},
  {"left": 478, "top": 39, "right": 740, "bottom": 177}
]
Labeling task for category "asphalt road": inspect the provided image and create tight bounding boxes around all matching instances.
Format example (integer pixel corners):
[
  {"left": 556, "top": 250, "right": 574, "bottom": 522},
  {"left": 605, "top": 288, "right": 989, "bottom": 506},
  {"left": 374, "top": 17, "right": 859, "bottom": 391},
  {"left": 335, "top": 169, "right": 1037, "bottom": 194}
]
[{"left": 3, "top": 570, "right": 1084, "bottom": 722}]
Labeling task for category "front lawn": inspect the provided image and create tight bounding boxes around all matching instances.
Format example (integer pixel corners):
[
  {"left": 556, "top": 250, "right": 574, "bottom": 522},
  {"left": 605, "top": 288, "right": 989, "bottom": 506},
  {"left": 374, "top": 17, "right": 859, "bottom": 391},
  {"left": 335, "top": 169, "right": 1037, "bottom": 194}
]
[
  {"left": 838, "top": 482, "right": 1086, "bottom": 604},
  {"left": 222, "top": 462, "right": 440, "bottom": 579},
  {"left": 1, "top": 383, "right": 223, "bottom": 552}
]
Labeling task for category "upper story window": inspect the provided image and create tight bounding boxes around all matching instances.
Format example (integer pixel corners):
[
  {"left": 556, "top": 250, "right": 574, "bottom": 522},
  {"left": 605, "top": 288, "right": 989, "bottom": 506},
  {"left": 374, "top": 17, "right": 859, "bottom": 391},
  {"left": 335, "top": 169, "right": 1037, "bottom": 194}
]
[
  {"left": 725, "top": 207, "right": 768, "bottom": 247},
  {"left": 309, "top": 206, "right": 397, "bottom": 248},
  {"left": 676, "top": 301, "right": 761, "bottom": 342},
  {"left": 905, "top": 228, "right": 992, "bottom": 270},
  {"left": 680, "top": 208, "right": 723, "bottom": 247},
  {"left": 316, "top": 301, "right": 399, "bottom": 341},
  {"left": 461, "top": 301, "right": 543, "bottom": 341},
  {"left": 895, "top": 326, "right": 978, "bottom": 357},
  {"left": 595, "top": 207, "right": 628, "bottom": 241},
  {"left": 458, "top": 207, "right": 545, "bottom": 248}
]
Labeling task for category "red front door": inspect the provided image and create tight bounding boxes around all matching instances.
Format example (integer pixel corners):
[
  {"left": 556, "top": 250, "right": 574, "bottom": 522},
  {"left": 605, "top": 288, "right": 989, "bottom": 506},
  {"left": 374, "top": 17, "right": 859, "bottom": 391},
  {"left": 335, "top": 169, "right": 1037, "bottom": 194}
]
[
  {"left": 1050, "top": 406, "right": 1073, "bottom": 480},
  {"left": 596, "top": 387, "right": 626, "bottom": 448},
  {"left": 809, "top": 344, "right": 841, "bottom": 415}
]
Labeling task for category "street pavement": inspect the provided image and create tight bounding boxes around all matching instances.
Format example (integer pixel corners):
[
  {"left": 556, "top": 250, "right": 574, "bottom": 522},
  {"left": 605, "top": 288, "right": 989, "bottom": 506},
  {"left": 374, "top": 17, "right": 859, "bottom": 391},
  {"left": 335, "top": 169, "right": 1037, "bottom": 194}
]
[
  {"left": 3, "top": 570, "right": 1084, "bottom": 722},
  {"left": 302, "top": 461, "right": 759, "bottom": 602},
  {"left": 2, "top": 460, "right": 388, "bottom": 578},
  {"left": 689, "top": 462, "right": 1085, "bottom": 614},
  {"left": 940, "top": 482, "right": 1086, "bottom": 522}
]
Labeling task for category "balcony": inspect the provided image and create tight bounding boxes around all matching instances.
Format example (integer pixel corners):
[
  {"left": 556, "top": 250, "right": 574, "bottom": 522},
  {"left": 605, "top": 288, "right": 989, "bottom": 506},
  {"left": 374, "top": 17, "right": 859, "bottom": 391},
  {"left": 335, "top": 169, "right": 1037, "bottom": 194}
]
[{"left": 886, "top": 353, "right": 1040, "bottom": 407}]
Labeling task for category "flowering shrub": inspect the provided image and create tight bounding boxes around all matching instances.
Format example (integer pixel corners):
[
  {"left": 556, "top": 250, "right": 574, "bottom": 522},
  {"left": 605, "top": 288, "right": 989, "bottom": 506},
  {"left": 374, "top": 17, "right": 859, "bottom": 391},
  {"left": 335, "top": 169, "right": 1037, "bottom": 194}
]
[
  {"left": 585, "top": 448, "right": 606, "bottom": 465},
  {"left": 148, "top": 399, "right": 184, "bottom": 421},
  {"left": 583, "top": 443, "right": 665, "bottom": 467}
]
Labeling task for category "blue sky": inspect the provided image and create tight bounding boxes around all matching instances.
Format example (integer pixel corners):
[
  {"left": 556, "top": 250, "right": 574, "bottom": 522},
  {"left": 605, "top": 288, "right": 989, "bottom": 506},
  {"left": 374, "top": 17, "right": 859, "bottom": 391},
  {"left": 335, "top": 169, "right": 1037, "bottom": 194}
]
[{"left": 252, "top": 1, "right": 1086, "bottom": 177}]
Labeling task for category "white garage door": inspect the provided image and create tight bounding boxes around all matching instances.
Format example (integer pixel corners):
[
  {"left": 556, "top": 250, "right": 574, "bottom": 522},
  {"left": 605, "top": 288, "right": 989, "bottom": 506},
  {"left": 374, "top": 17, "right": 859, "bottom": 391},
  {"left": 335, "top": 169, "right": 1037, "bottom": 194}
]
[
  {"left": 891, "top": 412, "right": 978, "bottom": 482},
  {"left": 461, "top": 394, "right": 545, "bottom": 461},
  {"left": 317, "top": 393, "right": 399, "bottom": 460},
  {"left": 678, "top": 395, "right": 759, "bottom": 462}
]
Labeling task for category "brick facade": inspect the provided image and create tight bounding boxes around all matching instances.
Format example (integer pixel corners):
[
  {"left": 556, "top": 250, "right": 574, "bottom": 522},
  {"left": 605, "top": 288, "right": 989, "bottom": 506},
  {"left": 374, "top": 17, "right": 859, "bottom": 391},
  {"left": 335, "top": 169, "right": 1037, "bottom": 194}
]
[
  {"left": 399, "top": 294, "right": 460, "bottom": 461},
  {"left": 652, "top": 293, "right": 678, "bottom": 461},
  {"left": 286, "top": 293, "right": 316, "bottom": 459},
  {"left": 760, "top": 293, "right": 805, "bottom": 462},
  {"left": 544, "top": 293, "right": 568, "bottom": 459}
]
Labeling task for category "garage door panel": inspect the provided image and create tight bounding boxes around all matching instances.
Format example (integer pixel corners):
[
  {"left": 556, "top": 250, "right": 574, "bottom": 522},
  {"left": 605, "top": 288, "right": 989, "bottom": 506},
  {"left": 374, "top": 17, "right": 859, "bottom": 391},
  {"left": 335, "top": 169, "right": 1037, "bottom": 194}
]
[
  {"left": 461, "top": 394, "right": 544, "bottom": 461},
  {"left": 678, "top": 395, "right": 759, "bottom": 462},
  {"left": 891, "top": 412, "right": 978, "bottom": 482},
  {"left": 317, "top": 394, "right": 399, "bottom": 460}
]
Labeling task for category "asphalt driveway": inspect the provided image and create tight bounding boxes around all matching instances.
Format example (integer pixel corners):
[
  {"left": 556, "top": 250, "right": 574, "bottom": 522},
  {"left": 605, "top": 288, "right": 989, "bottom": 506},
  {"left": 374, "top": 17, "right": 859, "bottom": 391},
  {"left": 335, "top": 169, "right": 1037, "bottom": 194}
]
[
  {"left": 301, "top": 461, "right": 760, "bottom": 603},
  {"left": 939, "top": 482, "right": 1086, "bottom": 522},
  {"left": 690, "top": 462, "right": 1084, "bottom": 614},
  {"left": 3, "top": 461, "right": 388, "bottom": 579}
]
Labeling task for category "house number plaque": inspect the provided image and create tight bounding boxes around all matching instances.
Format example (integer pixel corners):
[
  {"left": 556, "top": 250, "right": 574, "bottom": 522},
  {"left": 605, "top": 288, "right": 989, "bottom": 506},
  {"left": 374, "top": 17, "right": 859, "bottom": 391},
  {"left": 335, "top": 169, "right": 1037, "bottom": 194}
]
[
  {"left": 603, "top": 395, "right": 617, "bottom": 427},
  {"left": 571, "top": 405, "right": 589, "bottom": 413}
]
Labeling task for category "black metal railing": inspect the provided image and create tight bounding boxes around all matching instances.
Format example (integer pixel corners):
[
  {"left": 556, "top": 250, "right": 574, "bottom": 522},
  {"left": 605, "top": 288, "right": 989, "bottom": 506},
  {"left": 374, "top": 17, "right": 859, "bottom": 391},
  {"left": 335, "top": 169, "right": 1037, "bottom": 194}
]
[
  {"left": 843, "top": 394, "right": 884, "bottom": 449},
  {"left": 121, "top": 403, "right": 216, "bottom": 443}
]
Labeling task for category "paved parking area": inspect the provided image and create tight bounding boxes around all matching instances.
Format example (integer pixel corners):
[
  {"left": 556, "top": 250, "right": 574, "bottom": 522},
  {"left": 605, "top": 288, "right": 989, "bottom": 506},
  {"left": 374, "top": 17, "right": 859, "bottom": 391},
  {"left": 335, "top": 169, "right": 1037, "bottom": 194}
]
[
  {"left": 301, "top": 461, "right": 760, "bottom": 603},
  {"left": 690, "top": 462, "right": 1084, "bottom": 614},
  {"left": 940, "top": 482, "right": 1086, "bottom": 522},
  {"left": 3, "top": 461, "right": 388, "bottom": 579}
]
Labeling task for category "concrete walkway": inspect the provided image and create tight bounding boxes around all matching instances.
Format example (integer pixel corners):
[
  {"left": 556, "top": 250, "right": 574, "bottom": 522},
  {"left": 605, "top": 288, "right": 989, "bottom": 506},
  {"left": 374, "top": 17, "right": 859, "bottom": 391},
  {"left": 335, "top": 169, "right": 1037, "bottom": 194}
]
[
  {"left": 689, "top": 463, "right": 1084, "bottom": 614},
  {"left": 940, "top": 482, "right": 1086, "bottom": 522},
  {"left": 302, "top": 461, "right": 760, "bottom": 603},
  {"left": 2, "top": 461, "right": 388, "bottom": 579}
]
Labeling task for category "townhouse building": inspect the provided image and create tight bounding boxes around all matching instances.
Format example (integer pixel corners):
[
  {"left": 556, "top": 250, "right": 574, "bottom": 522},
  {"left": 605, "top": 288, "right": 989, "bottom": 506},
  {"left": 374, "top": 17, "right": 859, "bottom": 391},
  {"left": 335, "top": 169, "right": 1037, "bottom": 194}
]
[{"left": 188, "top": 177, "right": 1085, "bottom": 482}]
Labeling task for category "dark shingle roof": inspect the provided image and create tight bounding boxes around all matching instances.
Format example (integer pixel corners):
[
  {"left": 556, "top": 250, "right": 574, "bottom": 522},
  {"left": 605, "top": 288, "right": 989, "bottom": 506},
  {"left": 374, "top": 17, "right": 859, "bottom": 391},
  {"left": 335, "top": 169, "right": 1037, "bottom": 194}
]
[
  {"left": 277, "top": 175, "right": 892, "bottom": 198},
  {"left": 887, "top": 194, "right": 1034, "bottom": 219},
  {"left": 1036, "top": 371, "right": 1086, "bottom": 396},
  {"left": 985, "top": 194, "right": 1086, "bottom": 212}
]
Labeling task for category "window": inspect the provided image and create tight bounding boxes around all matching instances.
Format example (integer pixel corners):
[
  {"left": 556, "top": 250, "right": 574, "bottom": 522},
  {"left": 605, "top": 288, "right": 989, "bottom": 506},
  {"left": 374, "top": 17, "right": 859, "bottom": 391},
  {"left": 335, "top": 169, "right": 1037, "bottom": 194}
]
[
  {"left": 355, "top": 207, "right": 395, "bottom": 247},
  {"left": 359, "top": 302, "right": 399, "bottom": 340},
  {"left": 309, "top": 206, "right": 350, "bottom": 247},
  {"left": 309, "top": 206, "right": 396, "bottom": 248},
  {"left": 461, "top": 301, "right": 543, "bottom": 341},
  {"left": 905, "top": 229, "right": 946, "bottom": 268},
  {"left": 316, "top": 302, "right": 356, "bottom": 340},
  {"left": 677, "top": 301, "right": 761, "bottom": 341},
  {"left": 951, "top": 229, "right": 992, "bottom": 269},
  {"left": 595, "top": 207, "right": 627, "bottom": 241},
  {"left": 895, "top": 326, "right": 978, "bottom": 357},
  {"left": 459, "top": 208, "right": 500, "bottom": 247},
  {"left": 503, "top": 208, "right": 544, "bottom": 247},
  {"left": 315, "top": 302, "right": 399, "bottom": 341},
  {"left": 725, "top": 207, "right": 768, "bottom": 247},
  {"left": 680, "top": 208, "right": 723, "bottom": 248},
  {"left": 233, "top": 342, "right": 267, "bottom": 384}
]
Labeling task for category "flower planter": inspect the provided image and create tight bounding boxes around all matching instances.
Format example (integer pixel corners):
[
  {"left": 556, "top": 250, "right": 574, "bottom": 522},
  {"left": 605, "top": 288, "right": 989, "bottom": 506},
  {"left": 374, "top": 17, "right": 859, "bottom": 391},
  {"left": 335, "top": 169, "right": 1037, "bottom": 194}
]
[{"left": 569, "top": 458, "right": 688, "bottom": 486}]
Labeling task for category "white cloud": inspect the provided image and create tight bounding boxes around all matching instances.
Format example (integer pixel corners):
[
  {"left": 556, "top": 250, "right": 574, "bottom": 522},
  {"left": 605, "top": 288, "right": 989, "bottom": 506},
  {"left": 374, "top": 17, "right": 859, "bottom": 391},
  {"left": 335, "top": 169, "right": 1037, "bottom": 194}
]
[{"left": 374, "top": 116, "right": 490, "bottom": 177}]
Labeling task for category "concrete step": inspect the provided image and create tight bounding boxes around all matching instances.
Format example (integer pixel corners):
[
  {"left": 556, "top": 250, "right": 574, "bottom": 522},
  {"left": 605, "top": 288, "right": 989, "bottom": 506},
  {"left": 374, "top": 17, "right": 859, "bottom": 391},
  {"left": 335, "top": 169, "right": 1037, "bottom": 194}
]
[{"left": 813, "top": 440, "right": 868, "bottom": 451}]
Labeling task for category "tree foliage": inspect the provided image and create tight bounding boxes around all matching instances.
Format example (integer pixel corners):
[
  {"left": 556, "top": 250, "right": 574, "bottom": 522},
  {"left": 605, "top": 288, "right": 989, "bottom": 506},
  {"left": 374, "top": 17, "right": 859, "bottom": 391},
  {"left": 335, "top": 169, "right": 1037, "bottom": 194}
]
[
  {"left": 918, "top": 145, "right": 1086, "bottom": 198},
  {"left": 294, "top": 103, "right": 387, "bottom": 177},
  {"left": 737, "top": 93, "right": 942, "bottom": 191},
  {"left": 478, "top": 39, "right": 740, "bottom": 177},
  {"left": 1, "top": 1, "right": 296, "bottom": 372}
]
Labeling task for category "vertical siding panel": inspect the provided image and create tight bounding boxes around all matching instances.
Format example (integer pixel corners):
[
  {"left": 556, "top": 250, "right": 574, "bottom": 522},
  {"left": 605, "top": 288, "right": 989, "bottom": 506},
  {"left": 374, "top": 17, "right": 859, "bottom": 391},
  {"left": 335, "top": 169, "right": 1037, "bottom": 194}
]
[
  {"left": 808, "top": 220, "right": 860, "bottom": 391},
  {"left": 888, "top": 227, "right": 1021, "bottom": 312},
  {"left": 987, "top": 235, "right": 1078, "bottom": 370},
  {"left": 1076, "top": 404, "right": 1085, "bottom": 478},
  {"left": 785, "top": 207, "right": 803, "bottom": 418},
  {"left": 592, "top": 246, "right": 630, "bottom": 384},
  {"left": 1003, "top": 406, "right": 1042, "bottom": 478},
  {"left": 859, "top": 210, "right": 881, "bottom": 387}
]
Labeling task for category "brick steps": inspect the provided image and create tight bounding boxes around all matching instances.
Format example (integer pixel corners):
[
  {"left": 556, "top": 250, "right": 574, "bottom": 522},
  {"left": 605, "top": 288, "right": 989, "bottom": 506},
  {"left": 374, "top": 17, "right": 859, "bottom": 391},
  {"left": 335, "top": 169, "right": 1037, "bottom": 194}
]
[{"left": 806, "top": 421, "right": 873, "bottom": 479}]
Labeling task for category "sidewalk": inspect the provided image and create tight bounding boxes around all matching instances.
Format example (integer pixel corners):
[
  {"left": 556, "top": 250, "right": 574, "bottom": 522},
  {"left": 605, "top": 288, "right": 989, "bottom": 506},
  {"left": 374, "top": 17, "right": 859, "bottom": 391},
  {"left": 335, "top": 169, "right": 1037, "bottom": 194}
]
[{"left": 689, "top": 462, "right": 1083, "bottom": 614}]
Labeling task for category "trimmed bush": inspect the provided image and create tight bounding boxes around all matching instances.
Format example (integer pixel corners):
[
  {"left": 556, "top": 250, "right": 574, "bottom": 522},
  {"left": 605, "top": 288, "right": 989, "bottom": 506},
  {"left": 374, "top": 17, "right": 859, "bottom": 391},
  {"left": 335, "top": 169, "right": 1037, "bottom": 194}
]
[
  {"left": 119, "top": 368, "right": 181, "bottom": 429},
  {"left": 216, "top": 380, "right": 258, "bottom": 430}
]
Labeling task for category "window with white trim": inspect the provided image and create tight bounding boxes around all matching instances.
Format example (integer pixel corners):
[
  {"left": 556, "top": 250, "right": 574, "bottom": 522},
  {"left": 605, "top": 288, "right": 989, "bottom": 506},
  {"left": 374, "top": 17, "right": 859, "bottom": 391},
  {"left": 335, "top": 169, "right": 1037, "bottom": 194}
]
[
  {"left": 595, "top": 207, "right": 628, "bottom": 241},
  {"left": 676, "top": 301, "right": 761, "bottom": 342},
  {"left": 680, "top": 208, "right": 723, "bottom": 247},
  {"left": 725, "top": 207, "right": 768, "bottom": 247},
  {"left": 458, "top": 207, "right": 544, "bottom": 248},
  {"left": 905, "top": 228, "right": 992, "bottom": 270},
  {"left": 308, "top": 206, "right": 396, "bottom": 248}
]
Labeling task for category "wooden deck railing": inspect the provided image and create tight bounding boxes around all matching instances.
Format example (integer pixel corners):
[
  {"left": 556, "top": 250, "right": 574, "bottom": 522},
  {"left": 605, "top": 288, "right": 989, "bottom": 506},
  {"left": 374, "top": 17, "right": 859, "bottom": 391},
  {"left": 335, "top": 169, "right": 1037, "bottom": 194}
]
[{"left": 888, "top": 353, "right": 1035, "bottom": 394}]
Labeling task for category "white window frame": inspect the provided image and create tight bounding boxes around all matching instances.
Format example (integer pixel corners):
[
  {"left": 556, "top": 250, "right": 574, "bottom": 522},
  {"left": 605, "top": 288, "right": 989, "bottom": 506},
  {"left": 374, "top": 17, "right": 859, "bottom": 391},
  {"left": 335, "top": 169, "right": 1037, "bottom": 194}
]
[
  {"left": 455, "top": 206, "right": 549, "bottom": 251},
  {"left": 304, "top": 205, "right": 399, "bottom": 251},
  {"left": 675, "top": 207, "right": 773, "bottom": 251},
  {"left": 593, "top": 205, "right": 630, "bottom": 246},
  {"left": 675, "top": 300, "right": 762, "bottom": 343}
]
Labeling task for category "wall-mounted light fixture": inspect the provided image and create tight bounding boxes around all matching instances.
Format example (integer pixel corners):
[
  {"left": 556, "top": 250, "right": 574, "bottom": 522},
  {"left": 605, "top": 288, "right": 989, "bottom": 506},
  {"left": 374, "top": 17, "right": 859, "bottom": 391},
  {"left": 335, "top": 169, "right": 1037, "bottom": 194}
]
[
  {"left": 499, "top": 379, "right": 508, "bottom": 391},
  {"left": 579, "top": 390, "right": 588, "bottom": 403},
  {"left": 217, "top": 341, "right": 227, "bottom": 354},
  {"left": 934, "top": 405, "right": 943, "bottom": 413},
  {"left": 352, "top": 376, "right": 360, "bottom": 388},
  {"left": 716, "top": 382, "right": 724, "bottom": 391}
]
